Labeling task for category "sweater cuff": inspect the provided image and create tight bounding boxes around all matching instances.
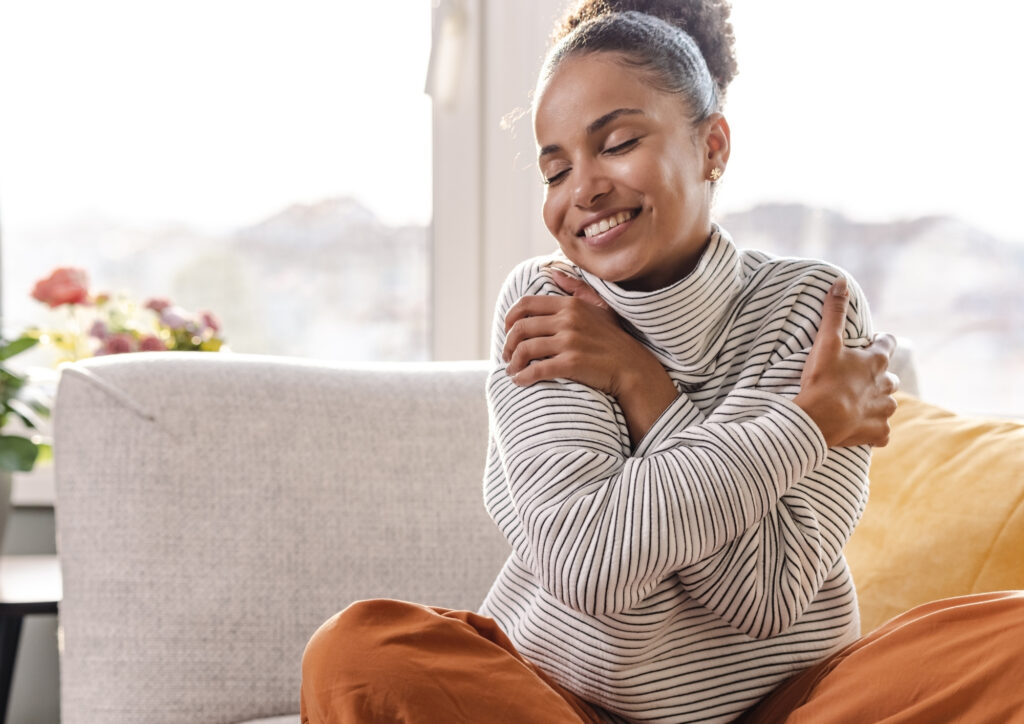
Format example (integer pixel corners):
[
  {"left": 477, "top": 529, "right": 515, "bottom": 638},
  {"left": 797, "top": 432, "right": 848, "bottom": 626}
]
[{"left": 631, "top": 384, "right": 701, "bottom": 458}]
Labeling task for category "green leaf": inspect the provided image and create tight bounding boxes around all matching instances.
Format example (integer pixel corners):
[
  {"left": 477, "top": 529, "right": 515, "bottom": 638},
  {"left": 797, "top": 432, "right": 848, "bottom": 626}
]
[
  {"left": 7, "top": 398, "right": 45, "bottom": 431},
  {"left": 35, "top": 442, "right": 53, "bottom": 465},
  {"left": 0, "top": 435, "right": 40, "bottom": 472},
  {"left": 0, "top": 335, "right": 40, "bottom": 362}
]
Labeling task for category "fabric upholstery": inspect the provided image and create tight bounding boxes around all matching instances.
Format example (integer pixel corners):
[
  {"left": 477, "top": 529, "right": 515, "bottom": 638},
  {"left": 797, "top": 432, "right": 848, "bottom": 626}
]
[
  {"left": 846, "top": 393, "right": 1024, "bottom": 633},
  {"left": 51, "top": 348, "right": 935, "bottom": 722},
  {"left": 54, "top": 353, "right": 506, "bottom": 724}
]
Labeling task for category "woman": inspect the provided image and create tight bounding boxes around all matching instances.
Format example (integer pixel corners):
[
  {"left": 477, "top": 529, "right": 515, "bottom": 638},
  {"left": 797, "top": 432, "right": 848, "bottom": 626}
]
[{"left": 301, "top": 2, "right": 1020, "bottom": 722}]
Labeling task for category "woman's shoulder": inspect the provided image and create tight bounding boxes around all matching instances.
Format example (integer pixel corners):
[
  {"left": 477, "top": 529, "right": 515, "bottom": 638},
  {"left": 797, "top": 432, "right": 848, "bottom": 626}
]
[
  {"left": 739, "top": 247, "right": 846, "bottom": 284},
  {"left": 738, "top": 248, "right": 860, "bottom": 301},
  {"left": 496, "top": 251, "right": 574, "bottom": 311},
  {"left": 736, "top": 247, "right": 873, "bottom": 339}
]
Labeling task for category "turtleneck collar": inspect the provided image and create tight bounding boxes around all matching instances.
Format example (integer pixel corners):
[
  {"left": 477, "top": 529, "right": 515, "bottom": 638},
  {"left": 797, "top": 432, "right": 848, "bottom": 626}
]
[{"left": 563, "top": 226, "right": 744, "bottom": 378}]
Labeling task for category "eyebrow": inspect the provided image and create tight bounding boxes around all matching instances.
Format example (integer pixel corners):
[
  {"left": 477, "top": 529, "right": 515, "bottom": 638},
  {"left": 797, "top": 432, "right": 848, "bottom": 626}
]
[{"left": 538, "top": 107, "right": 645, "bottom": 158}]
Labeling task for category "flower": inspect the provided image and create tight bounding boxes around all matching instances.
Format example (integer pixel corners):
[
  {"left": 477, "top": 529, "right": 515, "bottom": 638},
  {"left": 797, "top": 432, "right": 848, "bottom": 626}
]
[
  {"left": 88, "top": 320, "right": 109, "bottom": 340},
  {"left": 31, "top": 267, "right": 91, "bottom": 308},
  {"left": 139, "top": 335, "right": 167, "bottom": 352},
  {"left": 144, "top": 298, "right": 172, "bottom": 314},
  {"left": 159, "top": 306, "right": 190, "bottom": 331},
  {"left": 98, "top": 333, "right": 136, "bottom": 356},
  {"left": 29, "top": 267, "right": 227, "bottom": 362},
  {"left": 200, "top": 311, "right": 220, "bottom": 334}
]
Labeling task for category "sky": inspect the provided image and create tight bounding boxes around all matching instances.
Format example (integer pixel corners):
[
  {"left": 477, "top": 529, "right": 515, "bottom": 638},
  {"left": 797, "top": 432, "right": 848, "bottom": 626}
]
[{"left": 1, "top": 1, "right": 1022, "bottom": 242}]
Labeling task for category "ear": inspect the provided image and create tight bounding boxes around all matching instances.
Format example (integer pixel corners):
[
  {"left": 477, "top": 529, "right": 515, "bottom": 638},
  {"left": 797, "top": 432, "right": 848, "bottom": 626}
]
[{"left": 702, "top": 113, "right": 731, "bottom": 176}]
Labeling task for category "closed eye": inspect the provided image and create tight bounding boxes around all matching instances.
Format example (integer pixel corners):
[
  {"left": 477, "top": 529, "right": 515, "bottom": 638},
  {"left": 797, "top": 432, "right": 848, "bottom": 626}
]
[
  {"left": 604, "top": 137, "right": 639, "bottom": 154},
  {"left": 543, "top": 168, "right": 570, "bottom": 186}
]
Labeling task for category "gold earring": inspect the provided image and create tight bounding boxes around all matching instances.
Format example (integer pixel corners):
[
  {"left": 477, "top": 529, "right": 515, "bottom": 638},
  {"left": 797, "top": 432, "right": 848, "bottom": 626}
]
[{"left": 709, "top": 168, "right": 722, "bottom": 181}]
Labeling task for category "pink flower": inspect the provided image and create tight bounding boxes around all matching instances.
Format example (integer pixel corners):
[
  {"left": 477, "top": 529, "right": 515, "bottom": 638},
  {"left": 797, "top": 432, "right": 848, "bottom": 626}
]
[
  {"left": 31, "top": 267, "right": 91, "bottom": 308},
  {"left": 160, "top": 306, "right": 191, "bottom": 331},
  {"left": 200, "top": 311, "right": 221, "bottom": 333},
  {"left": 144, "top": 298, "right": 172, "bottom": 313},
  {"left": 98, "top": 333, "right": 136, "bottom": 355},
  {"left": 139, "top": 335, "right": 166, "bottom": 352},
  {"left": 88, "top": 320, "right": 109, "bottom": 340}
]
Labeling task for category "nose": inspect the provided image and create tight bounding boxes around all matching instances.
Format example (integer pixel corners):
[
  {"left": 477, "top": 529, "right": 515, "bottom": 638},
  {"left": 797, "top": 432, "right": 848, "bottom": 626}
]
[{"left": 571, "top": 158, "right": 612, "bottom": 208}]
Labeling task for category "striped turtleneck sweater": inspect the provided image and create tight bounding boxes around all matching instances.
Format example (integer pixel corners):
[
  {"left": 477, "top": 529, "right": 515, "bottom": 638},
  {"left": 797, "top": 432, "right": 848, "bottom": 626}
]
[{"left": 479, "top": 227, "right": 873, "bottom": 724}]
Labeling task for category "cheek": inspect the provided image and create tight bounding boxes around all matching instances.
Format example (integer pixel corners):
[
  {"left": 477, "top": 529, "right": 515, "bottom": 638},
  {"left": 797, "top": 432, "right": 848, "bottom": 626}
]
[{"left": 541, "top": 191, "right": 563, "bottom": 236}]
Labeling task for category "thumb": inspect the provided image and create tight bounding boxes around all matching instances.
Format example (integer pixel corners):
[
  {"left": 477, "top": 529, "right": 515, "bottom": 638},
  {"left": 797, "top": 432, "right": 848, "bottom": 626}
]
[
  {"left": 551, "top": 270, "right": 610, "bottom": 309},
  {"left": 816, "top": 277, "right": 849, "bottom": 350}
]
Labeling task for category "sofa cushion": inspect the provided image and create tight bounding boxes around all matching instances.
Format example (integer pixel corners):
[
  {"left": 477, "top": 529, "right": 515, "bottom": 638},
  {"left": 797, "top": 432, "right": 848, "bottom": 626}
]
[
  {"left": 55, "top": 354, "right": 507, "bottom": 724},
  {"left": 845, "top": 393, "right": 1024, "bottom": 633}
]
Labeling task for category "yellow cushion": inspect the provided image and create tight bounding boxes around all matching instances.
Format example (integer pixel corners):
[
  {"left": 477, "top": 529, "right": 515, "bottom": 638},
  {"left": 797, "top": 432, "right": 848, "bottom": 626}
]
[{"left": 846, "top": 393, "right": 1024, "bottom": 633}]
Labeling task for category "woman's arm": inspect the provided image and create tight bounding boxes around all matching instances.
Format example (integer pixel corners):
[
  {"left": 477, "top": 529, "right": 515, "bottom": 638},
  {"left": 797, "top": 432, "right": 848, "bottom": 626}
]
[
  {"left": 505, "top": 271, "right": 898, "bottom": 449},
  {"left": 487, "top": 358, "right": 828, "bottom": 619},
  {"left": 502, "top": 271, "right": 678, "bottom": 447},
  {"left": 488, "top": 259, "right": 895, "bottom": 630},
  {"left": 488, "top": 261, "right": 824, "bottom": 617}
]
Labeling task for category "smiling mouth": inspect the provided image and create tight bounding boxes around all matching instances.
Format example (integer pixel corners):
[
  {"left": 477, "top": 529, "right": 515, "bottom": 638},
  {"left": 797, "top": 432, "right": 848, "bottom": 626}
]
[{"left": 579, "top": 208, "right": 641, "bottom": 238}]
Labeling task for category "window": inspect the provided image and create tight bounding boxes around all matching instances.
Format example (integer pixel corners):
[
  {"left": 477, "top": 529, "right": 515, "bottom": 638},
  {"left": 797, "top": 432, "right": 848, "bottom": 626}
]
[
  {"left": 719, "top": 0, "right": 1023, "bottom": 415},
  {"left": 434, "top": 0, "right": 1023, "bottom": 416},
  {"left": 1, "top": 1, "right": 432, "bottom": 362}
]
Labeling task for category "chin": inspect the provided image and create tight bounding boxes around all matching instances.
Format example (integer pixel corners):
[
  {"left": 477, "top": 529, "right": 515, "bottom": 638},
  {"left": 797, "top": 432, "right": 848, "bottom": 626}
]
[{"left": 573, "top": 255, "right": 645, "bottom": 287}]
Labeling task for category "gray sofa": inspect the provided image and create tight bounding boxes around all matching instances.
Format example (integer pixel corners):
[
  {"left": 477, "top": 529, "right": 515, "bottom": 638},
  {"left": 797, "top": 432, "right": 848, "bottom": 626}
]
[
  {"left": 54, "top": 353, "right": 507, "bottom": 724},
  {"left": 53, "top": 348, "right": 923, "bottom": 723}
]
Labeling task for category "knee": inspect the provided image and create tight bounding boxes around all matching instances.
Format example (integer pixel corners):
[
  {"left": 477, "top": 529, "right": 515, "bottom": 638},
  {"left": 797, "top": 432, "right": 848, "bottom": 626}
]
[{"left": 302, "top": 599, "right": 427, "bottom": 684}]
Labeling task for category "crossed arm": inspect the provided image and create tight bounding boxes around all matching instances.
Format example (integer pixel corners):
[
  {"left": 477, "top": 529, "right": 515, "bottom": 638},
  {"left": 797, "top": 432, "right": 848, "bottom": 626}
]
[
  {"left": 503, "top": 268, "right": 898, "bottom": 449},
  {"left": 488, "top": 264, "right": 898, "bottom": 630}
]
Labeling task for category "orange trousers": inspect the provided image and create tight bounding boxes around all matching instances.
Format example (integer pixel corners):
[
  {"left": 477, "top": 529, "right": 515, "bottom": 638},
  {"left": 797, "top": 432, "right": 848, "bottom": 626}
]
[
  {"left": 738, "top": 590, "right": 1024, "bottom": 723},
  {"left": 302, "top": 592, "right": 1024, "bottom": 724},
  {"left": 300, "top": 598, "right": 604, "bottom": 724}
]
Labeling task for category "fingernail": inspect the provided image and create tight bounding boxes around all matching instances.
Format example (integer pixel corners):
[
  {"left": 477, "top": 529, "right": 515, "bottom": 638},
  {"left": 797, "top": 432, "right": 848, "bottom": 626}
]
[{"left": 830, "top": 278, "right": 849, "bottom": 297}]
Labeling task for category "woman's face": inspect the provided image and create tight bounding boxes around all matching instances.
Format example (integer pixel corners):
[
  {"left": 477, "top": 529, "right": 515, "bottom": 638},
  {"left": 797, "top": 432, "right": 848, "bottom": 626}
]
[{"left": 534, "top": 52, "right": 729, "bottom": 291}]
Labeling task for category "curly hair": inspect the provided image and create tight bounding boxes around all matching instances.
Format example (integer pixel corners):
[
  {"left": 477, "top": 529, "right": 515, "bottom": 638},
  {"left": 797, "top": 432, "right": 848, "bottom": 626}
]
[{"left": 541, "top": 0, "right": 739, "bottom": 119}]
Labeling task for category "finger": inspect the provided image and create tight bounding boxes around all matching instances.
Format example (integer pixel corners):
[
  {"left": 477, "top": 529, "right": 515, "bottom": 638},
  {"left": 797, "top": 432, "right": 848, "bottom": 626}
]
[
  {"left": 509, "top": 355, "right": 565, "bottom": 387},
  {"left": 865, "top": 344, "right": 891, "bottom": 375},
  {"left": 881, "top": 371, "right": 900, "bottom": 395},
  {"left": 504, "top": 295, "right": 569, "bottom": 333},
  {"left": 837, "top": 417, "right": 893, "bottom": 448},
  {"left": 503, "top": 315, "right": 559, "bottom": 364},
  {"left": 507, "top": 336, "right": 564, "bottom": 377},
  {"left": 809, "top": 278, "right": 849, "bottom": 357},
  {"left": 868, "top": 332, "right": 898, "bottom": 359},
  {"left": 549, "top": 269, "right": 581, "bottom": 295},
  {"left": 551, "top": 270, "right": 610, "bottom": 310}
]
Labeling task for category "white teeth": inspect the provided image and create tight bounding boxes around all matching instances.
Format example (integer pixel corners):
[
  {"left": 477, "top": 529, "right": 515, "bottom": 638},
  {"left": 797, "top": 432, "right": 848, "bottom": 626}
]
[{"left": 583, "top": 210, "right": 635, "bottom": 238}]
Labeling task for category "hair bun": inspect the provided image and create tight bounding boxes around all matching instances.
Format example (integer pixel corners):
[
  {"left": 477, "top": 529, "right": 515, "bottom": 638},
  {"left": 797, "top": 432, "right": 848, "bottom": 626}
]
[{"left": 554, "top": 0, "right": 738, "bottom": 95}]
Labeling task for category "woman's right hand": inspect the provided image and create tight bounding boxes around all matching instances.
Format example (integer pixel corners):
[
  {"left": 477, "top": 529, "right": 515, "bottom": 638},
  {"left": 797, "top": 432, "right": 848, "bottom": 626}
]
[{"left": 793, "top": 278, "right": 900, "bottom": 448}]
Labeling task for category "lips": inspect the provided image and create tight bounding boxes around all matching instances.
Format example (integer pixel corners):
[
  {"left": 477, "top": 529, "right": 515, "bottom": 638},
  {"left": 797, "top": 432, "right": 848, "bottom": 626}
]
[{"left": 577, "top": 208, "right": 641, "bottom": 238}]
